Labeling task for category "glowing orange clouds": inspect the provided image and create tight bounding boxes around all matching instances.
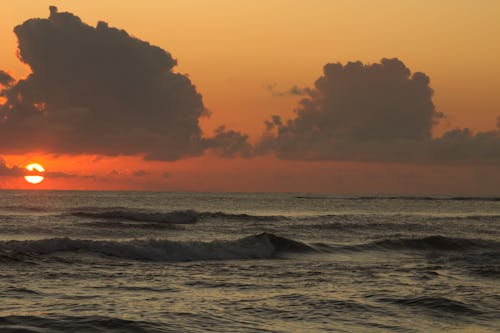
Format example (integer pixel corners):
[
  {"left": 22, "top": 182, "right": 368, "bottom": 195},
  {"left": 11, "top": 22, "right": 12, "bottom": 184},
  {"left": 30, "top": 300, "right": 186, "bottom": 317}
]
[{"left": 24, "top": 163, "right": 45, "bottom": 184}]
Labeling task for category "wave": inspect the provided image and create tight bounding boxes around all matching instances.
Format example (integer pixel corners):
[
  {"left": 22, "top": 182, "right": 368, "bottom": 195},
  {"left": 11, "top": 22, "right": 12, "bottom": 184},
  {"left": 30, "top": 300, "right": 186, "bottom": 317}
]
[
  {"left": 0, "top": 205, "right": 51, "bottom": 213},
  {"left": 1, "top": 287, "right": 42, "bottom": 295},
  {"left": 198, "top": 211, "right": 283, "bottom": 221},
  {"left": 70, "top": 208, "right": 283, "bottom": 225},
  {"left": 295, "top": 195, "right": 500, "bottom": 202},
  {"left": 0, "top": 233, "right": 314, "bottom": 262},
  {"left": 0, "top": 315, "right": 165, "bottom": 333},
  {"left": 307, "top": 214, "right": 500, "bottom": 232},
  {"left": 71, "top": 209, "right": 199, "bottom": 224},
  {"left": 343, "top": 235, "right": 500, "bottom": 252},
  {"left": 0, "top": 249, "right": 37, "bottom": 264},
  {"left": 428, "top": 214, "right": 500, "bottom": 222},
  {"left": 380, "top": 296, "right": 482, "bottom": 315}
]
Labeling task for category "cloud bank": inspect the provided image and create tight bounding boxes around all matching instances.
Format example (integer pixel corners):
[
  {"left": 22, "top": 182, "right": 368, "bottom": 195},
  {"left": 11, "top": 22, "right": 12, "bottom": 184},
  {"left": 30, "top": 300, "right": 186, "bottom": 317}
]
[
  {"left": 258, "top": 58, "right": 500, "bottom": 164},
  {"left": 0, "top": 8, "right": 498, "bottom": 167},
  {"left": 0, "top": 7, "right": 249, "bottom": 160}
]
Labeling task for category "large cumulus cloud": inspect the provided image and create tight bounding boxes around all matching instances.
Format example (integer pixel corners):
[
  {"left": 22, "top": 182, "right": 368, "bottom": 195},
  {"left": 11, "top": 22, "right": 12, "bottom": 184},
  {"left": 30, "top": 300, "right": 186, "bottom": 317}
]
[
  {"left": 0, "top": 7, "right": 249, "bottom": 160},
  {"left": 258, "top": 58, "right": 500, "bottom": 163}
]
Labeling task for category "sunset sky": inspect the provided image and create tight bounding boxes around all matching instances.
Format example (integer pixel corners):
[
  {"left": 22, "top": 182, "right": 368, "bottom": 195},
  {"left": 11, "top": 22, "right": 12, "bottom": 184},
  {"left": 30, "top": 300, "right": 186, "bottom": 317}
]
[{"left": 1, "top": 1, "right": 499, "bottom": 193}]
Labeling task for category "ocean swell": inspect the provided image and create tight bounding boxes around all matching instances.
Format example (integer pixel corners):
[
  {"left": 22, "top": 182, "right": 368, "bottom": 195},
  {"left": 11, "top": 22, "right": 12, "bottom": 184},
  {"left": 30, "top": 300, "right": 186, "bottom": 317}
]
[
  {"left": 71, "top": 209, "right": 199, "bottom": 224},
  {"left": 0, "top": 315, "right": 165, "bottom": 333},
  {"left": 380, "top": 296, "right": 482, "bottom": 315},
  {"left": 295, "top": 196, "right": 500, "bottom": 202},
  {"left": 0, "top": 233, "right": 313, "bottom": 262},
  {"left": 343, "top": 235, "right": 500, "bottom": 252},
  {"left": 70, "top": 208, "right": 283, "bottom": 225}
]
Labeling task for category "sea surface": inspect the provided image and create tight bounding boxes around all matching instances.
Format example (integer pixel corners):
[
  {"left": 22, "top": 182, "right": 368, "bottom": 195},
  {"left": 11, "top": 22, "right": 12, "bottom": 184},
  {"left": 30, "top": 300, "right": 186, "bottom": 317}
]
[{"left": 0, "top": 191, "right": 499, "bottom": 332}]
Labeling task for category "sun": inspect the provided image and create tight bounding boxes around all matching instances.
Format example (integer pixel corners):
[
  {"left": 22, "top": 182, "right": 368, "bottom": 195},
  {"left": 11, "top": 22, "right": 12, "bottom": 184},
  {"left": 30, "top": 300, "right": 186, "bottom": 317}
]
[{"left": 24, "top": 163, "right": 45, "bottom": 184}]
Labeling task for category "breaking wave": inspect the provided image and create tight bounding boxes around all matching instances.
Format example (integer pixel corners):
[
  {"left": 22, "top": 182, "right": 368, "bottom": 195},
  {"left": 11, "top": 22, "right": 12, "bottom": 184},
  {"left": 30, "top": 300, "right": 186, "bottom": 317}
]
[{"left": 0, "top": 233, "right": 313, "bottom": 262}]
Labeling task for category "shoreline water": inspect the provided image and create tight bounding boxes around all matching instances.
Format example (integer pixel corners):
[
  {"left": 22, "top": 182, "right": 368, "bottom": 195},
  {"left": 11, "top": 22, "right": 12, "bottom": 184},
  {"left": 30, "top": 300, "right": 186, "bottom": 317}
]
[{"left": 1, "top": 191, "right": 499, "bottom": 332}]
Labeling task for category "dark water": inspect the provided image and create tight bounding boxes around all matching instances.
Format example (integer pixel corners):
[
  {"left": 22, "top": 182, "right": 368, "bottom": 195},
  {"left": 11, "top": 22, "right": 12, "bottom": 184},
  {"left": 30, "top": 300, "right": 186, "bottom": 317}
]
[{"left": 0, "top": 191, "right": 499, "bottom": 332}]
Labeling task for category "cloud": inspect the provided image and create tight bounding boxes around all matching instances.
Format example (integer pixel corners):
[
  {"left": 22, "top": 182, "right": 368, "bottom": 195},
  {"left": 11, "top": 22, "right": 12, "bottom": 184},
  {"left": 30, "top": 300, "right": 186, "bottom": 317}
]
[
  {"left": 0, "top": 157, "right": 24, "bottom": 176},
  {"left": 204, "top": 125, "right": 253, "bottom": 158},
  {"left": 427, "top": 128, "right": 500, "bottom": 164},
  {"left": 0, "top": 71, "right": 14, "bottom": 87},
  {"left": 132, "top": 169, "right": 149, "bottom": 177},
  {"left": 265, "top": 83, "right": 307, "bottom": 97},
  {"left": 0, "top": 155, "right": 96, "bottom": 179},
  {"left": 258, "top": 58, "right": 500, "bottom": 164},
  {"left": 1, "top": 8, "right": 496, "bottom": 166},
  {"left": 45, "top": 171, "right": 95, "bottom": 179},
  {"left": 0, "top": 7, "right": 250, "bottom": 160}
]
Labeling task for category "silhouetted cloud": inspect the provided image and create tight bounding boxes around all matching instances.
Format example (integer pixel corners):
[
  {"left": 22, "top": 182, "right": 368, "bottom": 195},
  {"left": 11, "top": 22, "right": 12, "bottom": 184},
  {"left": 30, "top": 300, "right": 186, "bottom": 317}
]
[
  {"left": 45, "top": 171, "right": 95, "bottom": 179},
  {"left": 0, "top": 157, "right": 24, "bottom": 176},
  {"left": 0, "top": 71, "right": 14, "bottom": 87},
  {"left": 1, "top": 9, "right": 497, "bottom": 166},
  {"left": 205, "top": 126, "right": 253, "bottom": 158},
  {"left": 258, "top": 58, "right": 500, "bottom": 163},
  {"left": 427, "top": 128, "right": 500, "bottom": 164},
  {"left": 265, "top": 83, "right": 307, "bottom": 97},
  {"left": 132, "top": 170, "right": 149, "bottom": 177},
  {"left": 0, "top": 7, "right": 250, "bottom": 160},
  {"left": 0, "top": 157, "right": 92, "bottom": 178}
]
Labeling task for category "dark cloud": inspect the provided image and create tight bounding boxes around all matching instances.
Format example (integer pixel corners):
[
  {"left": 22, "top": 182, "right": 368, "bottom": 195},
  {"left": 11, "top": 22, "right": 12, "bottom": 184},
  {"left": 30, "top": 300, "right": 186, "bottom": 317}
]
[
  {"left": 0, "top": 7, "right": 249, "bottom": 160},
  {"left": 265, "top": 83, "right": 307, "bottom": 97},
  {"left": 0, "top": 157, "right": 95, "bottom": 178},
  {"left": 427, "top": 128, "right": 500, "bottom": 164},
  {"left": 258, "top": 58, "right": 500, "bottom": 164},
  {"left": 0, "top": 157, "right": 24, "bottom": 176},
  {"left": 0, "top": 71, "right": 14, "bottom": 87},
  {"left": 132, "top": 169, "right": 149, "bottom": 177},
  {"left": 45, "top": 171, "right": 95, "bottom": 179},
  {"left": 205, "top": 126, "right": 253, "bottom": 158}
]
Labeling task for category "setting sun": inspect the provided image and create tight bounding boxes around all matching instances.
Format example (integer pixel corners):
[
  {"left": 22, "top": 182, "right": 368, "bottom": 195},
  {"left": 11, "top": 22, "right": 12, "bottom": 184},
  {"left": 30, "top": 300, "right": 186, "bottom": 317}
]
[{"left": 24, "top": 163, "right": 45, "bottom": 184}]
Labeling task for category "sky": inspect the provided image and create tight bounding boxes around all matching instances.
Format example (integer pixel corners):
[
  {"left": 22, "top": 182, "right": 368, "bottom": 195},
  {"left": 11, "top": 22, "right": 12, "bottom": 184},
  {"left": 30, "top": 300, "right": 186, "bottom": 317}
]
[{"left": 0, "top": 0, "right": 499, "bottom": 194}]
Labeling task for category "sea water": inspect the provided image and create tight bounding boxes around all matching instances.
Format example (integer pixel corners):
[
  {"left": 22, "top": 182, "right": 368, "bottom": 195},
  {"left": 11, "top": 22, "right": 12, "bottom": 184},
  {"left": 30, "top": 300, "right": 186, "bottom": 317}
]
[{"left": 0, "top": 191, "right": 499, "bottom": 332}]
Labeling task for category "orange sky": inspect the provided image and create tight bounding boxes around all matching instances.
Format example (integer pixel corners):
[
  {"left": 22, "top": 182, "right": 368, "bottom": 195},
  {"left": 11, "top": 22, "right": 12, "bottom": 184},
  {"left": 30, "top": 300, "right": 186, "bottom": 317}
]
[{"left": 1, "top": 1, "right": 499, "bottom": 193}]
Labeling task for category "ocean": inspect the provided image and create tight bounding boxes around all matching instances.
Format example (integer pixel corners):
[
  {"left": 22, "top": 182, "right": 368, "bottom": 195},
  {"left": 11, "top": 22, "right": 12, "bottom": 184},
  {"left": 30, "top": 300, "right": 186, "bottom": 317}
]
[{"left": 0, "top": 191, "right": 499, "bottom": 332}]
